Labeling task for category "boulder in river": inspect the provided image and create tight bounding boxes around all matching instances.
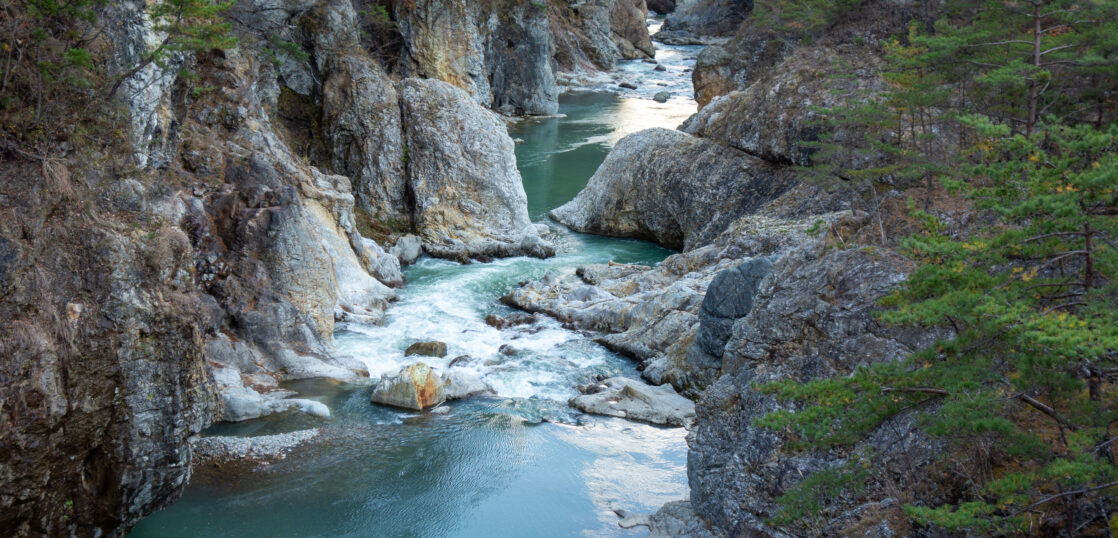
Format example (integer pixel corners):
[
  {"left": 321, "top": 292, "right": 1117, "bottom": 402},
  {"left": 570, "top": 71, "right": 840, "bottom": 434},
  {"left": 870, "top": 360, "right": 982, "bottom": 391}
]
[
  {"left": 569, "top": 377, "right": 695, "bottom": 427},
  {"left": 653, "top": 91, "right": 670, "bottom": 102},
  {"left": 443, "top": 369, "right": 495, "bottom": 400},
  {"left": 484, "top": 313, "right": 537, "bottom": 329},
  {"left": 405, "top": 341, "right": 448, "bottom": 358},
  {"left": 390, "top": 234, "right": 423, "bottom": 265},
  {"left": 370, "top": 363, "right": 446, "bottom": 410},
  {"left": 401, "top": 78, "right": 554, "bottom": 261}
]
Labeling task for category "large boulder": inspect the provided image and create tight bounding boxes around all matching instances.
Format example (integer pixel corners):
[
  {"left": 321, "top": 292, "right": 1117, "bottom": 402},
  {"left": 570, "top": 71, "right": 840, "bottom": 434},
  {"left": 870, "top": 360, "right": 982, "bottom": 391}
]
[
  {"left": 401, "top": 78, "right": 554, "bottom": 260},
  {"left": 569, "top": 377, "right": 695, "bottom": 427},
  {"left": 683, "top": 45, "right": 886, "bottom": 167},
  {"left": 370, "top": 363, "right": 447, "bottom": 410},
  {"left": 550, "top": 128, "right": 798, "bottom": 251}
]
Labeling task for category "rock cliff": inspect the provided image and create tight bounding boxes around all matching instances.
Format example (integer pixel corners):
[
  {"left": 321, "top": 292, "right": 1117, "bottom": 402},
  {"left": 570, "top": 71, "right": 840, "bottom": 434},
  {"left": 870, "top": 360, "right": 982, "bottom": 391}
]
[
  {"left": 395, "top": 0, "right": 655, "bottom": 113},
  {"left": 1, "top": 0, "right": 657, "bottom": 533},
  {"left": 550, "top": 127, "right": 799, "bottom": 250}
]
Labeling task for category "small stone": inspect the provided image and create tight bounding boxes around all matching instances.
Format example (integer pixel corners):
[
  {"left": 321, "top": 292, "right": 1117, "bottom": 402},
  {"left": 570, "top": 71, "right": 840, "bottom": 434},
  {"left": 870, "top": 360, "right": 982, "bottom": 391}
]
[
  {"left": 654, "top": 64, "right": 667, "bottom": 72},
  {"left": 653, "top": 91, "right": 670, "bottom": 103},
  {"left": 405, "top": 341, "right": 448, "bottom": 358},
  {"left": 619, "top": 82, "right": 638, "bottom": 90}
]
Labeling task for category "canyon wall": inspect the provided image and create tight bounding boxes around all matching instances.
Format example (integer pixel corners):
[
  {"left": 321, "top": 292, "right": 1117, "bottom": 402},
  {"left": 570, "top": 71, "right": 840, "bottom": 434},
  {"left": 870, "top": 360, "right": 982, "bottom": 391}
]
[{"left": 1, "top": 0, "right": 653, "bottom": 534}]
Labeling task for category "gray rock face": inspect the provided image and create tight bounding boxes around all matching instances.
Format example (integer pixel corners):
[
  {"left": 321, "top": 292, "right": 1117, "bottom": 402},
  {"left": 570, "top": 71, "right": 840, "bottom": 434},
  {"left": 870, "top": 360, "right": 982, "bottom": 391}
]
[
  {"left": 550, "top": 0, "right": 655, "bottom": 75},
  {"left": 691, "top": 35, "right": 791, "bottom": 108},
  {"left": 682, "top": 256, "right": 773, "bottom": 389},
  {"left": 550, "top": 128, "right": 798, "bottom": 251},
  {"left": 610, "top": 0, "right": 656, "bottom": 59},
  {"left": 683, "top": 45, "right": 886, "bottom": 167},
  {"left": 396, "top": 0, "right": 558, "bottom": 115},
  {"left": 658, "top": 0, "right": 752, "bottom": 39},
  {"left": 0, "top": 216, "right": 219, "bottom": 535},
  {"left": 569, "top": 377, "right": 695, "bottom": 426},
  {"left": 323, "top": 54, "right": 409, "bottom": 222},
  {"left": 687, "top": 243, "right": 944, "bottom": 535},
  {"left": 402, "top": 78, "right": 554, "bottom": 260}
]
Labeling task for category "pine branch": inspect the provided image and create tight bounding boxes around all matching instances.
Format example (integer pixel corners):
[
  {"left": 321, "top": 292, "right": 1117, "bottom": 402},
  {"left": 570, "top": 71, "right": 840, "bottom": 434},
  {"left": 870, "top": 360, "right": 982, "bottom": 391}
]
[
  {"left": 1015, "top": 393, "right": 1078, "bottom": 431},
  {"left": 1021, "top": 481, "right": 1118, "bottom": 513},
  {"left": 880, "top": 387, "right": 950, "bottom": 396}
]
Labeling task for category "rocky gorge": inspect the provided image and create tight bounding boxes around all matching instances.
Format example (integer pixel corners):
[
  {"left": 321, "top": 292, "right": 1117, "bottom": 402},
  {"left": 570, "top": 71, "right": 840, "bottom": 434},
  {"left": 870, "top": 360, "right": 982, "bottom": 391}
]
[
  {"left": 1, "top": 0, "right": 665, "bottom": 534},
  {"left": 4, "top": 0, "right": 1107, "bottom": 536}
]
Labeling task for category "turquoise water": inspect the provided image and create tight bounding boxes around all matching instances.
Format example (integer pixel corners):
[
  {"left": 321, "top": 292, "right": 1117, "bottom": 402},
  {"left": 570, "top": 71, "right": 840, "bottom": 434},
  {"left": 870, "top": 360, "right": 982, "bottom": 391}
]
[{"left": 130, "top": 38, "right": 701, "bottom": 538}]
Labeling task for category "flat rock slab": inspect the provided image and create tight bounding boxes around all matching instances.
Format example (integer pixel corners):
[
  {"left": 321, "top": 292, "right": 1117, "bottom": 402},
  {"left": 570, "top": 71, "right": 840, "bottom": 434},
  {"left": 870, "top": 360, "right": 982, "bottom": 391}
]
[{"left": 569, "top": 377, "right": 695, "bottom": 427}]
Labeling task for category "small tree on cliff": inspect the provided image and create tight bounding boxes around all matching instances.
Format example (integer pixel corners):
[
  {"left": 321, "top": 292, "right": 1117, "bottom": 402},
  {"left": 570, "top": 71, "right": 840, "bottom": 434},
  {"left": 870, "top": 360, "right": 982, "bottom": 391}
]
[{"left": 107, "top": 0, "right": 239, "bottom": 99}]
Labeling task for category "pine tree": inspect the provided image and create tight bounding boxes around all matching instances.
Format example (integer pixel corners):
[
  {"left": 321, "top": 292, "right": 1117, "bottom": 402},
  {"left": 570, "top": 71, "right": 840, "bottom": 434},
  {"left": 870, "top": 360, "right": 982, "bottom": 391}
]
[
  {"left": 760, "top": 118, "right": 1118, "bottom": 533},
  {"left": 756, "top": 0, "right": 1118, "bottom": 533},
  {"left": 916, "top": 0, "right": 1118, "bottom": 136}
]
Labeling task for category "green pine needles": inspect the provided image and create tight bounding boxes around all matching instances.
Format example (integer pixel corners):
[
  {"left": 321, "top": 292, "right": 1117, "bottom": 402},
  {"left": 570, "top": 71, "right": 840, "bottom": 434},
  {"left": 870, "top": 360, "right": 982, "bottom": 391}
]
[
  {"left": 108, "top": 0, "right": 238, "bottom": 98},
  {"left": 756, "top": 0, "right": 1118, "bottom": 533},
  {"left": 760, "top": 118, "right": 1118, "bottom": 533}
]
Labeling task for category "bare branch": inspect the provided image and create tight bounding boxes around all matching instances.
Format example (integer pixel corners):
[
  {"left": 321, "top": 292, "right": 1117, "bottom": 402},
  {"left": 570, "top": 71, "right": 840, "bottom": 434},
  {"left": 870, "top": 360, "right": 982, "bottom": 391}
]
[
  {"left": 881, "top": 387, "right": 950, "bottom": 396},
  {"left": 1016, "top": 393, "right": 1078, "bottom": 431}
]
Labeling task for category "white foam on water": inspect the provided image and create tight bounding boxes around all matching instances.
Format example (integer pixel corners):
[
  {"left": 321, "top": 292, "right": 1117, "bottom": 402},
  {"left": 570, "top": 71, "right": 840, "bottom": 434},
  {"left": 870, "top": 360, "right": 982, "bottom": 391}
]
[{"left": 336, "top": 249, "right": 636, "bottom": 403}]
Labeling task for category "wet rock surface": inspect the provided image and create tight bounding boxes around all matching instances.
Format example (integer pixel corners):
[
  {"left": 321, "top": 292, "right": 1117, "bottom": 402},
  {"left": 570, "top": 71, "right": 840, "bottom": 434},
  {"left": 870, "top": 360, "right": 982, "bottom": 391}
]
[
  {"left": 405, "top": 341, "right": 449, "bottom": 358},
  {"left": 370, "top": 363, "right": 447, "bottom": 411},
  {"left": 569, "top": 377, "right": 695, "bottom": 427}
]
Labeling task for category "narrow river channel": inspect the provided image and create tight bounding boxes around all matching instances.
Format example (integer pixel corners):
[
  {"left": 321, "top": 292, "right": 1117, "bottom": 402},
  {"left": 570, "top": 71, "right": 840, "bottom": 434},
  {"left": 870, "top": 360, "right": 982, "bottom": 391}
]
[{"left": 130, "top": 24, "right": 702, "bottom": 538}]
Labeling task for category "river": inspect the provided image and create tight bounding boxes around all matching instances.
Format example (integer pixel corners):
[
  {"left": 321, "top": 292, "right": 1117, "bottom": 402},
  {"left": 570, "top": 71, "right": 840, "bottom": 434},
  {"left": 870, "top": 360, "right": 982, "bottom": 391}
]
[{"left": 130, "top": 25, "right": 703, "bottom": 538}]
